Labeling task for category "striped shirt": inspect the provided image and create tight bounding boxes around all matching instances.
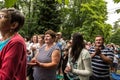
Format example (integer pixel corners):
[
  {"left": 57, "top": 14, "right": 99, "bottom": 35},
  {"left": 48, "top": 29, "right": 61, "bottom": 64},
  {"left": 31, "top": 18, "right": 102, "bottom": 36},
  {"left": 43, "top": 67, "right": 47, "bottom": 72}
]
[{"left": 89, "top": 46, "right": 114, "bottom": 78}]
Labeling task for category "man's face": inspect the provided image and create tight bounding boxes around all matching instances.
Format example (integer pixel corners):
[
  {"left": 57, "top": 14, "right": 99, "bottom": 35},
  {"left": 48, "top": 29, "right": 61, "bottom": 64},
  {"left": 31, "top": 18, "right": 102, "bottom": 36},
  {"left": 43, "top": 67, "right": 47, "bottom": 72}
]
[
  {"left": 95, "top": 36, "right": 104, "bottom": 47},
  {"left": 56, "top": 34, "right": 61, "bottom": 39}
]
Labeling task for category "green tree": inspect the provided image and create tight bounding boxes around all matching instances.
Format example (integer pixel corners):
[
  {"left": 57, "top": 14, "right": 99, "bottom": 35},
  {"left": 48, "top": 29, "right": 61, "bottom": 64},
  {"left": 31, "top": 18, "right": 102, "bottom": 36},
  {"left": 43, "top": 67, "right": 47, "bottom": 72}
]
[
  {"left": 37, "top": 0, "right": 62, "bottom": 33},
  {"left": 14, "top": 0, "right": 40, "bottom": 37},
  {"left": 2, "top": 0, "right": 62, "bottom": 37},
  {"left": 113, "top": 0, "right": 120, "bottom": 13},
  {"left": 113, "top": 19, "right": 120, "bottom": 30},
  {"left": 19, "top": 0, "right": 62, "bottom": 37},
  {"left": 2, "top": 0, "right": 113, "bottom": 43},
  {"left": 4, "top": 0, "right": 17, "bottom": 8},
  {"left": 59, "top": 0, "right": 91, "bottom": 39},
  {"left": 110, "top": 19, "right": 120, "bottom": 45},
  {"left": 110, "top": 28, "right": 120, "bottom": 45},
  {"left": 60, "top": 0, "right": 112, "bottom": 42},
  {"left": 82, "top": 0, "right": 112, "bottom": 43}
]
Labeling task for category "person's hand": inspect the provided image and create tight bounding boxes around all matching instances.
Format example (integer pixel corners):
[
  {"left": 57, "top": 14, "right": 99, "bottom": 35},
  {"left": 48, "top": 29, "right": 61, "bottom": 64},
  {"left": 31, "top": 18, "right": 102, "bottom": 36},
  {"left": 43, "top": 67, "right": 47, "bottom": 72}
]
[
  {"left": 27, "top": 58, "right": 37, "bottom": 66},
  {"left": 35, "top": 60, "right": 42, "bottom": 66},
  {"left": 95, "top": 46, "right": 101, "bottom": 55},
  {"left": 64, "top": 66, "right": 72, "bottom": 73},
  {"left": 27, "top": 50, "right": 31, "bottom": 55},
  {"left": 27, "top": 62, "right": 37, "bottom": 66},
  {"left": 31, "top": 57, "right": 36, "bottom": 62},
  {"left": 31, "top": 47, "right": 36, "bottom": 51}
]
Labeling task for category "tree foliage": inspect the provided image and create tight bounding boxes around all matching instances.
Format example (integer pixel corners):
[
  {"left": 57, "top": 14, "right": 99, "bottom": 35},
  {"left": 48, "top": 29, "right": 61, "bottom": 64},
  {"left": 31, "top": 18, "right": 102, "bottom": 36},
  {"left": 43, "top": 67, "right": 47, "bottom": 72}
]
[
  {"left": 1, "top": 0, "right": 116, "bottom": 44},
  {"left": 77, "top": 0, "right": 111, "bottom": 42},
  {"left": 59, "top": 0, "right": 112, "bottom": 43},
  {"left": 113, "top": 0, "right": 120, "bottom": 3},
  {"left": 37, "top": 0, "right": 61, "bottom": 33},
  {"left": 113, "top": 0, "right": 120, "bottom": 13},
  {"left": 110, "top": 19, "right": 120, "bottom": 45},
  {"left": 110, "top": 28, "right": 120, "bottom": 45},
  {"left": 5, "top": 0, "right": 17, "bottom": 8}
]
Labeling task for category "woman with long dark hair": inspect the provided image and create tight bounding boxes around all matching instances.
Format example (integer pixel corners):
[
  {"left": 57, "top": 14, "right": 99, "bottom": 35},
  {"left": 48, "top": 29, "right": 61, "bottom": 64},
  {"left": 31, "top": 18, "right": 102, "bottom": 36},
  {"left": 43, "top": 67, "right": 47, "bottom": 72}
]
[{"left": 64, "top": 33, "right": 92, "bottom": 80}]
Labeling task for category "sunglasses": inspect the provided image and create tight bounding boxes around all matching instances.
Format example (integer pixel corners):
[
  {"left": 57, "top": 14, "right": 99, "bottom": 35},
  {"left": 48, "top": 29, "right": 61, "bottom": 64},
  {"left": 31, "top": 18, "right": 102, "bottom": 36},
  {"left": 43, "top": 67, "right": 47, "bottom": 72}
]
[{"left": 0, "top": 14, "right": 8, "bottom": 19}]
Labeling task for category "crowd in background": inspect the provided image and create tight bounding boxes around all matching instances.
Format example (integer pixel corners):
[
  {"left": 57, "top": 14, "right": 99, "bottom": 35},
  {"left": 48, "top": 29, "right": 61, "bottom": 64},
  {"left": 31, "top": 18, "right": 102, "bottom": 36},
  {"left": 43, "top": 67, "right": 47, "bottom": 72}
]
[
  {"left": 0, "top": 8, "right": 120, "bottom": 80},
  {"left": 25, "top": 30, "right": 120, "bottom": 80}
]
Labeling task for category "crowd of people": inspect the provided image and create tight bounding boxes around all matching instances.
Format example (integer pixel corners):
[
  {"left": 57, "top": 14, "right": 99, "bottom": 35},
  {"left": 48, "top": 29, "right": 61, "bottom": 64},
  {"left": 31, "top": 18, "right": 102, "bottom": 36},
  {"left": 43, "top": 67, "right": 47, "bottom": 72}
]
[
  {"left": 25, "top": 31, "right": 120, "bottom": 80},
  {"left": 0, "top": 8, "right": 120, "bottom": 80}
]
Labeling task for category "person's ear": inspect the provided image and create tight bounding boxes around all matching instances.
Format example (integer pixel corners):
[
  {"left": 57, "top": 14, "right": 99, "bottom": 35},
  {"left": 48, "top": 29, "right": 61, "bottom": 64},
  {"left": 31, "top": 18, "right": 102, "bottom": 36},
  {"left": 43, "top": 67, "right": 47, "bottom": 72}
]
[{"left": 11, "top": 22, "right": 19, "bottom": 29}]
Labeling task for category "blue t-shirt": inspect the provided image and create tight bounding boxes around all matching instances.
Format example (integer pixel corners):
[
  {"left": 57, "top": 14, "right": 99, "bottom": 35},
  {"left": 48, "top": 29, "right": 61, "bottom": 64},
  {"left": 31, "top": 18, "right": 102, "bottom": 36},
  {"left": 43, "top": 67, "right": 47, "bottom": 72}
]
[
  {"left": 0, "top": 39, "right": 10, "bottom": 51},
  {"left": 56, "top": 42, "right": 62, "bottom": 50}
]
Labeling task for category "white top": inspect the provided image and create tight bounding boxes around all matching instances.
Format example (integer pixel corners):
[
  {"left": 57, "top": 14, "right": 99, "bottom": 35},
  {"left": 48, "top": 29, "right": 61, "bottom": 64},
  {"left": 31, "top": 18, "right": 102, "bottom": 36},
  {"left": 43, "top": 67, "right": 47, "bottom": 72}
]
[
  {"left": 113, "top": 54, "right": 119, "bottom": 63},
  {"left": 67, "top": 48, "right": 92, "bottom": 80}
]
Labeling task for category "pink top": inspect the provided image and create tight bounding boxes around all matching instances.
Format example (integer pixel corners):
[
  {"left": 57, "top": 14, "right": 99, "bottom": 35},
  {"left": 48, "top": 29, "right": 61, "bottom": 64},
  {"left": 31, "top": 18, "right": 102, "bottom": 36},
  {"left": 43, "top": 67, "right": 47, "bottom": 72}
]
[{"left": 0, "top": 33, "right": 27, "bottom": 80}]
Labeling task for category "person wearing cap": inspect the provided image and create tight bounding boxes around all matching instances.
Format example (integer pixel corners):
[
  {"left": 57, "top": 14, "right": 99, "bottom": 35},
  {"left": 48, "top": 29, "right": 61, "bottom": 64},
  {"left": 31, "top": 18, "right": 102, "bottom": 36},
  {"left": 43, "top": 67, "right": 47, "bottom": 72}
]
[
  {"left": 55, "top": 32, "right": 66, "bottom": 77},
  {"left": 56, "top": 32, "right": 66, "bottom": 51}
]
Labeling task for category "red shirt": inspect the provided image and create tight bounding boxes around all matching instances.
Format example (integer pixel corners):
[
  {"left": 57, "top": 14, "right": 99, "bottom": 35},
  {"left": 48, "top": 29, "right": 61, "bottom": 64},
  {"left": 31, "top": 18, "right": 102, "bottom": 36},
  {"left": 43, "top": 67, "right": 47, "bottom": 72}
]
[{"left": 0, "top": 33, "right": 27, "bottom": 80}]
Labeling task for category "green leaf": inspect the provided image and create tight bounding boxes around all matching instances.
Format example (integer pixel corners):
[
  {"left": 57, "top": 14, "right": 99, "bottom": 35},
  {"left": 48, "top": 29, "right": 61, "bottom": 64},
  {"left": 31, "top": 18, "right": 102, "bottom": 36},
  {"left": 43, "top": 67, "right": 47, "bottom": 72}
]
[
  {"left": 113, "top": 0, "right": 120, "bottom": 3},
  {"left": 5, "top": 0, "right": 17, "bottom": 8},
  {"left": 65, "top": 0, "right": 69, "bottom": 5},
  {"left": 116, "top": 9, "right": 120, "bottom": 13},
  {"left": 57, "top": 0, "right": 62, "bottom": 4}
]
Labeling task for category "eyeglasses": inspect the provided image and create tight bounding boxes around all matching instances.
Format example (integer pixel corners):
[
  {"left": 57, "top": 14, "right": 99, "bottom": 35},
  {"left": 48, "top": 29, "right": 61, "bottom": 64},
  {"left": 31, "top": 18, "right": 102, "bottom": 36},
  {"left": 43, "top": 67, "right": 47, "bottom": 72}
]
[{"left": 0, "top": 14, "right": 8, "bottom": 19}]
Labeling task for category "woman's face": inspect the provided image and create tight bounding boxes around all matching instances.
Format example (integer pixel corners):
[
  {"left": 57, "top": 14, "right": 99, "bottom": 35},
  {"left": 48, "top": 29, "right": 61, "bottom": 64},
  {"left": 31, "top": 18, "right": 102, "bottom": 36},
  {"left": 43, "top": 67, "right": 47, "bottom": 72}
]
[
  {"left": 44, "top": 34, "right": 54, "bottom": 44},
  {"left": 38, "top": 36, "right": 44, "bottom": 43},
  {"left": 32, "top": 35, "right": 38, "bottom": 43},
  {"left": 0, "top": 12, "right": 11, "bottom": 32}
]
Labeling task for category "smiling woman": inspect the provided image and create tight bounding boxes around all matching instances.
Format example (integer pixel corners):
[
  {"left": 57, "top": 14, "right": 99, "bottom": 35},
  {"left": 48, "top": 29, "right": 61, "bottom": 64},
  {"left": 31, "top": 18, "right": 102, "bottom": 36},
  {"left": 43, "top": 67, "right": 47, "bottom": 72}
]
[{"left": 28, "top": 30, "right": 61, "bottom": 80}]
